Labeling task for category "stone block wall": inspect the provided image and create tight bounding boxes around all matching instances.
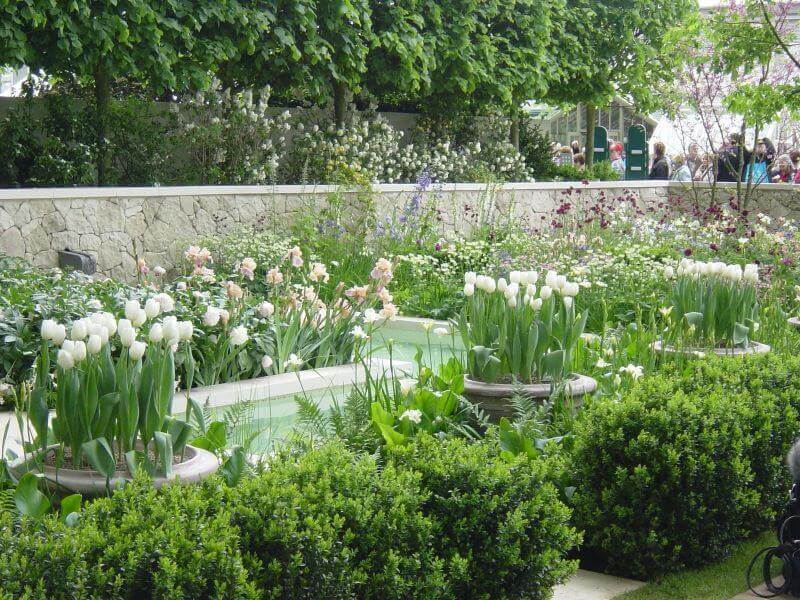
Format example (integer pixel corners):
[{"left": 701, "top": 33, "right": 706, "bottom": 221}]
[{"left": 0, "top": 181, "right": 710, "bottom": 280}]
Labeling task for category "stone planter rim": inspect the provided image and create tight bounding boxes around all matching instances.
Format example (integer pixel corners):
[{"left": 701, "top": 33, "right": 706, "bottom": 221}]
[
  {"left": 12, "top": 443, "right": 219, "bottom": 497},
  {"left": 788, "top": 316, "right": 800, "bottom": 328},
  {"left": 650, "top": 339, "right": 771, "bottom": 356},
  {"left": 463, "top": 372, "right": 598, "bottom": 398}
]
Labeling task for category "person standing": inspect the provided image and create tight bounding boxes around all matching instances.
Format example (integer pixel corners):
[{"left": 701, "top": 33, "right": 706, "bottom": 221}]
[
  {"left": 649, "top": 141, "right": 670, "bottom": 180},
  {"left": 716, "top": 132, "right": 751, "bottom": 182},
  {"left": 772, "top": 154, "right": 794, "bottom": 183},
  {"left": 571, "top": 140, "right": 581, "bottom": 155},
  {"left": 686, "top": 143, "right": 701, "bottom": 176},
  {"left": 670, "top": 154, "right": 691, "bottom": 182},
  {"left": 610, "top": 143, "right": 625, "bottom": 178}
]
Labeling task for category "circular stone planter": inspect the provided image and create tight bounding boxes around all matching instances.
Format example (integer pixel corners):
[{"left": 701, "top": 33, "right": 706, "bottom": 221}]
[
  {"left": 463, "top": 374, "right": 597, "bottom": 422},
  {"left": 789, "top": 317, "right": 800, "bottom": 329},
  {"left": 650, "top": 340, "right": 771, "bottom": 356},
  {"left": 12, "top": 444, "right": 219, "bottom": 498}
]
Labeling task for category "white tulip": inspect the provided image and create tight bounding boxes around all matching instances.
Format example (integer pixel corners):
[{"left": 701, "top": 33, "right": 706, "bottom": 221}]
[
  {"left": 178, "top": 321, "right": 194, "bottom": 341},
  {"left": 504, "top": 283, "right": 519, "bottom": 300},
  {"left": 203, "top": 306, "right": 221, "bottom": 327},
  {"left": 563, "top": 282, "right": 580, "bottom": 297},
  {"left": 131, "top": 308, "right": 147, "bottom": 327},
  {"left": 258, "top": 301, "right": 275, "bottom": 318},
  {"left": 162, "top": 317, "right": 179, "bottom": 341},
  {"left": 70, "top": 319, "right": 88, "bottom": 341},
  {"left": 526, "top": 284, "right": 537, "bottom": 297},
  {"left": 124, "top": 300, "right": 141, "bottom": 322},
  {"left": 70, "top": 340, "right": 87, "bottom": 362},
  {"left": 149, "top": 323, "right": 164, "bottom": 343},
  {"left": 540, "top": 285, "right": 553, "bottom": 300},
  {"left": 464, "top": 271, "right": 477, "bottom": 285},
  {"left": 484, "top": 277, "right": 496, "bottom": 293},
  {"left": 530, "top": 297, "right": 543, "bottom": 310},
  {"left": 119, "top": 327, "right": 136, "bottom": 348},
  {"left": 563, "top": 297, "right": 573, "bottom": 310},
  {"left": 87, "top": 334, "right": 102, "bottom": 355},
  {"left": 129, "top": 340, "right": 147, "bottom": 361},
  {"left": 144, "top": 298, "right": 161, "bottom": 319},
  {"left": 463, "top": 283, "right": 475, "bottom": 297},
  {"left": 261, "top": 355, "right": 273, "bottom": 370},
  {"left": 155, "top": 293, "right": 175, "bottom": 313},
  {"left": 509, "top": 271, "right": 522, "bottom": 284},
  {"left": 507, "top": 296, "right": 517, "bottom": 308},
  {"left": 90, "top": 323, "right": 109, "bottom": 345},
  {"left": 229, "top": 326, "right": 249, "bottom": 346},
  {"left": 57, "top": 349, "right": 74, "bottom": 370},
  {"left": 524, "top": 271, "right": 539, "bottom": 284},
  {"left": 102, "top": 313, "right": 117, "bottom": 336},
  {"left": 664, "top": 265, "right": 675, "bottom": 279},
  {"left": 554, "top": 275, "right": 567, "bottom": 291},
  {"left": 497, "top": 277, "right": 508, "bottom": 293},
  {"left": 545, "top": 270, "right": 559, "bottom": 289},
  {"left": 743, "top": 264, "right": 759, "bottom": 283}
]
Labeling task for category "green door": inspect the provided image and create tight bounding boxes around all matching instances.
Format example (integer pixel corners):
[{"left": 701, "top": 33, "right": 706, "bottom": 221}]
[
  {"left": 625, "top": 124, "right": 648, "bottom": 180},
  {"left": 593, "top": 126, "right": 609, "bottom": 164}
]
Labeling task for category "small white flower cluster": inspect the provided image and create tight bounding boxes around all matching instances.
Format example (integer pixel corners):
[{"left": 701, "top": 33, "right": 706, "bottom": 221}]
[
  {"left": 42, "top": 295, "right": 193, "bottom": 370},
  {"left": 675, "top": 258, "right": 759, "bottom": 284}
]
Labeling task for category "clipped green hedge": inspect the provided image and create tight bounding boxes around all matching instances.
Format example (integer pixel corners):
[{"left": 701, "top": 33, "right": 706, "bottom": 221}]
[
  {"left": 571, "top": 353, "right": 800, "bottom": 579},
  {"left": 0, "top": 437, "right": 578, "bottom": 599}
]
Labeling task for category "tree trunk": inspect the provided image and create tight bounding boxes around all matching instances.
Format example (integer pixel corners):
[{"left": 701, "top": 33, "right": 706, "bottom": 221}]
[
  {"left": 510, "top": 113, "right": 520, "bottom": 151},
  {"left": 584, "top": 104, "right": 596, "bottom": 169},
  {"left": 333, "top": 81, "right": 347, "bottom": 129},
  {"left": 95, "top": 65, "right": 111, "bottom": 186}
]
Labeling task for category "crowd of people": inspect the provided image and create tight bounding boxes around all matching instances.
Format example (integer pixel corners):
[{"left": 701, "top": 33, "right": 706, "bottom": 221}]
[{"left": 550, "top": 133, "right": 800, "bottom": 184}]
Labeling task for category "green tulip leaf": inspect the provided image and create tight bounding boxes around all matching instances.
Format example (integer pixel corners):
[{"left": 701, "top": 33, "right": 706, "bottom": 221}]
[
  {"left": 82, "top": 437, "right": 116, "bottom": 479},
  {"left": 14, "top": 472, "right": 50, "bottom": 518}
]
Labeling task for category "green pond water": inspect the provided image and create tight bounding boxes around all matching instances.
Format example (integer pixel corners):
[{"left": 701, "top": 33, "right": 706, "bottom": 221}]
[{"left": 205, "top": 321, "right": 465, "bottom": 452}]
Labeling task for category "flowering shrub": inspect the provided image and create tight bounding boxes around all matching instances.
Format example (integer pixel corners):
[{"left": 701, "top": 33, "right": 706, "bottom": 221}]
[
  {"left": 170, "top": 81, "right": 290, "bottom": 185},
  {"left": 457, "top": 270, "right": 587, "bottom": 383},
  {"left": 665, "top": 258, "right": 761, "bottom": 348}
]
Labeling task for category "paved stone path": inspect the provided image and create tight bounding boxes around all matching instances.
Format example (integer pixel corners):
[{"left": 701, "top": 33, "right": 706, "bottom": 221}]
[{"left": 553, "top": 569, "right": 644, "bottom": 599}]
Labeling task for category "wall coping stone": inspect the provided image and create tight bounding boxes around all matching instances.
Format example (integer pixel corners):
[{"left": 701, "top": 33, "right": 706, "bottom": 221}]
[{"left": 0, "top": 180, "right": 675, "bottom": 201}]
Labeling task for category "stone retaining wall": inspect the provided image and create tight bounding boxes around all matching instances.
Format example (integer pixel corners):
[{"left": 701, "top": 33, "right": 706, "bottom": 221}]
[{"left": 0, "top": 180, "right": 794, "bottom": 280}]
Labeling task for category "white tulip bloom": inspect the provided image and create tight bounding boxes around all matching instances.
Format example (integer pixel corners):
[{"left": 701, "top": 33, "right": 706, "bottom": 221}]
[
  {"left": 87, "top": 334, "right": 102, "bottom": 355},
  {"left": 144, "top": 298, "right": 161, "bottom": 319},
  {"left": 463, "top": 283, "right": 475, "bottom": 297},
  {"left": 497, "top": 277, "right": 508, "bottom": 293},
  {"left": 129, "top": 341, "right": 147, "bottom": 361},
  {"left": 509, "top": 271, "right": 522, "bottom": 284},
  {"left": 664, "top": 265, "right": 675, "bottom": 279},
  {"left": 504, "top": 283, "right": 519, "bottom": 300},
  {"left": 102, "top": 313, "right": 117, "bottom": 336},
  {"left": 563, "top": 282, "right": 580, "bottom": 297},
  {"left": 70, "top": 340, "right": 87, "bottom": 362},
  {"left": 507, "top": 296, "right": 517, "bottom": 308},
  {"left": 545, "top": 270, "right": 559, "bottom": 289},
  {"left": 57, "top": 349, "right": 75, "bottom": 370},
  {"left": 540, "top": 285, "right": 553, "bottom": 300},
  {"left": 124, "top": 300, "right": 141, "bottom": 322},
  {"left": 155, "top": 293, "right": 175, "bottom": 313},
  {"left": 554, "top": 275, "right": 567, "bottom": 292},
  {"left": 149, "top": 324, "right": 164, "bottom": 343},
  {"left": 743, "top": 264, "right": 759, "bottom": 284},
  {"left": 464, "top": 271, "right": 477, "bottom": 285},
  {"left": 563, "top": 297, "right": 573, "bottom": 310},
  {"left": 524, "top": 271, "right": 539, "bottom": 284},
  {"left": 526, "top": 284, "right": 537, "bottom": 297},
  {"left": 119, "top": 327, "right": 136, "bottom": 348},
  {"left": 162, "top": 317, "right": 179, "bottom": 342},
  {"left": 70, "top": 319, "right": 88, "bottom": 341},
  {"left": 178, "top": 321, "right": 194, "bottom": 341},
  {"left": 530, "top": 297, "right": 543, "bottom": 310},
  {"left": 229, "top": 326, "right": 249, "bottom": 346},
  {"left": 484, "top": 277, "right": 496, "bottom": 293},
  {"left": 261, "top": 355, "right": 273, "bottom": 370}
]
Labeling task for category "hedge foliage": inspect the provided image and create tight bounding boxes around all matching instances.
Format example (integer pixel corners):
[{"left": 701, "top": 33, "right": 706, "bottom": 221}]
[
  {"left": 571, "top": 353, "right": 800, "bottom": 579},
  {"left": 0, "top": 436, "right": 579, "bottom": 599}
]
